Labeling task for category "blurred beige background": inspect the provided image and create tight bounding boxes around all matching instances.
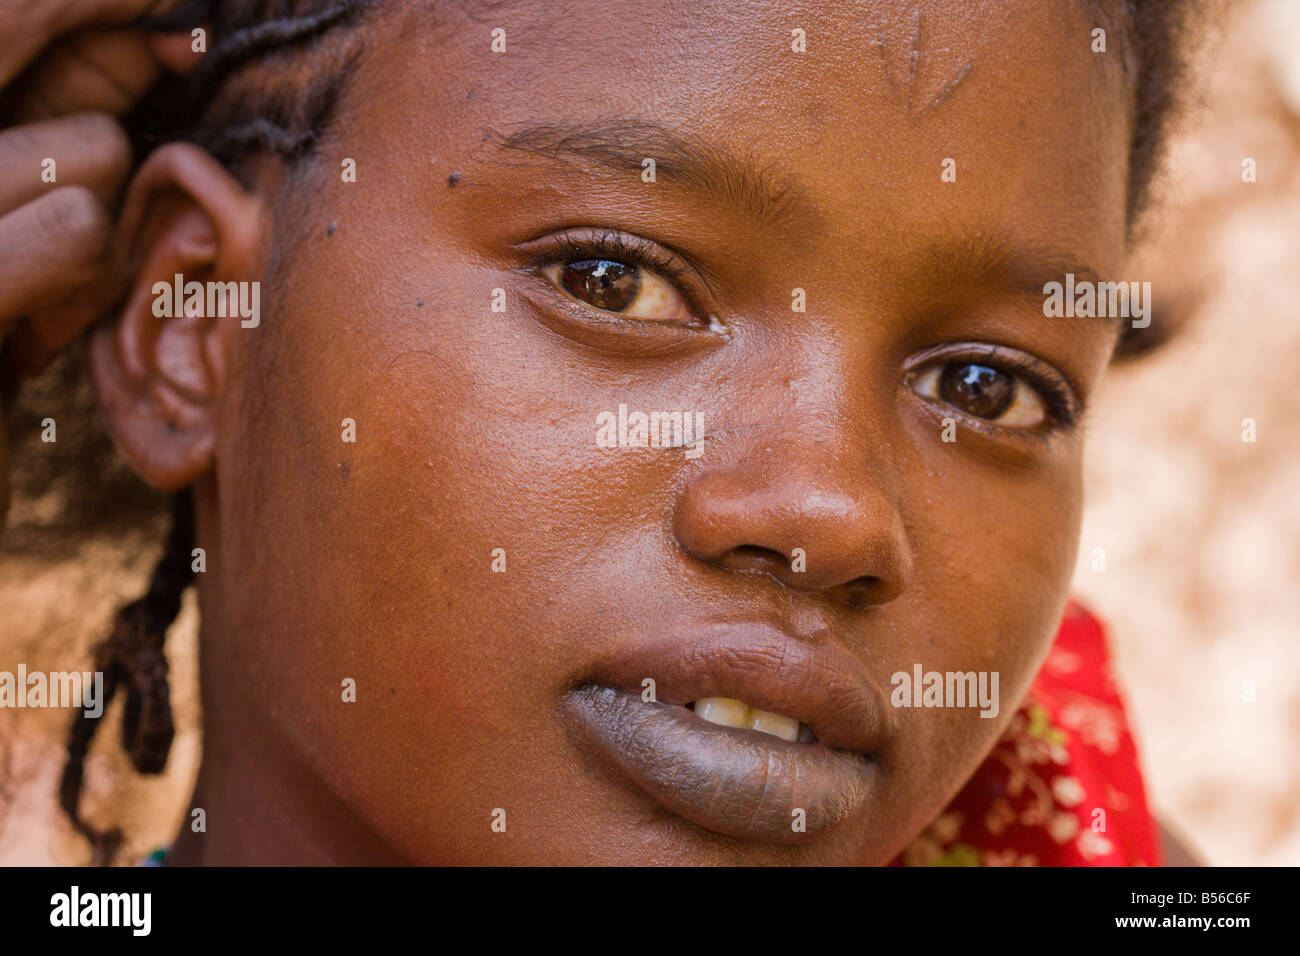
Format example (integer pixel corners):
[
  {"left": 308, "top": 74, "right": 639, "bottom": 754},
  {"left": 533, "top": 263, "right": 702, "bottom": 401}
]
[
  {"left": 1069, "top": 0, "right": 1300, "bottom": 867},
  {"left": 2, "top": 0, "right": 1298, "bottom": 866}
]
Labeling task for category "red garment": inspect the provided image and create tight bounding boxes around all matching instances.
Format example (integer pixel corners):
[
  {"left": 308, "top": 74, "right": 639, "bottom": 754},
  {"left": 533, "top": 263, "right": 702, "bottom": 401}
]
[{"left": 893, "top": 600, "right": 1161, "bottom": 866}]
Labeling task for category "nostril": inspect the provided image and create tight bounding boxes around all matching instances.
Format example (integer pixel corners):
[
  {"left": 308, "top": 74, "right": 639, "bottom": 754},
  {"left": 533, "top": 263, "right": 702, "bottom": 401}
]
[
  {"left": 831, "top": 575, "right": 886, "bottom": 609},
  {"left": 718, "top": 545, "right": 791, "bottom": 577}
]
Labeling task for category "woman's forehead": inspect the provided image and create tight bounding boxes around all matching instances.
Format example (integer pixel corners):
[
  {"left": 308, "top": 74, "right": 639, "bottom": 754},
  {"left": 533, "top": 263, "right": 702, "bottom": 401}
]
[
  {"left": 401, "top": 0, "right": 1128, "bottom": 115},
  {"left": 362, "top": 0, "right": 1132, "bottom": 275}
]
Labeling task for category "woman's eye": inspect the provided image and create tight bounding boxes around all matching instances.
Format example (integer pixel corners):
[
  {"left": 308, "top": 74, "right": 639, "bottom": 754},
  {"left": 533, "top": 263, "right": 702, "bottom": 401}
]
[
  {"left": 912, "top": 361, "right": 1047, "bottom": 428},
  {"left": 543, "top": 258, "right": 692, "bottom": 322}
]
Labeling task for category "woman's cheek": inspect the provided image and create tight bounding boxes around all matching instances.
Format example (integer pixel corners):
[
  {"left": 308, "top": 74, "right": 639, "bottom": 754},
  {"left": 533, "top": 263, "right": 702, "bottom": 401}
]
[{"left": 878, "top": 437, "right": 1085, "bottom": 845}]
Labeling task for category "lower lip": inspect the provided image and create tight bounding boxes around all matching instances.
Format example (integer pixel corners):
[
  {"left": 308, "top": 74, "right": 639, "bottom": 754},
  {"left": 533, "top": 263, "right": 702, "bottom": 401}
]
[{"left": 565, "top": 684, "right": 875, "bottom": 845}]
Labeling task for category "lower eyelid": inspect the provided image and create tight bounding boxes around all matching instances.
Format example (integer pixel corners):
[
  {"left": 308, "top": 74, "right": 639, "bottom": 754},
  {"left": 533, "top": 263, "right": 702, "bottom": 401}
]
[
  {"left": 907, "top": 364, "right": 1062, "bottom": 431},
  {"left": 512, "top": 280, "right": 719, "bottom": 359},
  {"left": 537, "top": 261, "right": 708, "bottom": 330},
  {"left": 907, "top": 346, "right": 1079, "bottom": 423},
  {"left": 523, "top": 230, "right": 713, "bottom": 311}
]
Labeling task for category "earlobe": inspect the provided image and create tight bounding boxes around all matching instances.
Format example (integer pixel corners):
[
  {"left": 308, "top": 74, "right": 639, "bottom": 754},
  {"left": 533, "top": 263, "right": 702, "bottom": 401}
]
[{"left": 90, "top": 144, "right": 265, "bottom": 491}]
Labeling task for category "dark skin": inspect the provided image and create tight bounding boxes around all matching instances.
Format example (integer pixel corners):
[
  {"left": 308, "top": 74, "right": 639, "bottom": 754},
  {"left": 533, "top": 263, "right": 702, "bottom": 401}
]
[{"left": 85, "top": 0, "right": 1137, "bottom": 864}]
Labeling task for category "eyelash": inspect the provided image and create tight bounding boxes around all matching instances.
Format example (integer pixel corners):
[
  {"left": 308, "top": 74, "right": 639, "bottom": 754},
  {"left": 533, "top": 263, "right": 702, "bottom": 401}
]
[
  {"left": 528, "top": 228, "right": 707, "bottom": 318},
  {"left": 916, "top": 344, "right": 1081, "bottom": 436}
]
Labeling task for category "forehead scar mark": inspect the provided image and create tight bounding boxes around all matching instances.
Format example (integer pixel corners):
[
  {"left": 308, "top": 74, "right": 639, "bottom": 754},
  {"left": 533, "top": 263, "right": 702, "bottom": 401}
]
[
  {"left": 870, "top": 37, "right": 896, "bottom": 89},
  {"left": 907, "top": 7, "right": 923, "bottom": 114},
  {"left": 875, "top": 8, "right": 975, "bottom": 120},
  {"left": 920, "top": 62, "right": 973, "bottom": 117}
]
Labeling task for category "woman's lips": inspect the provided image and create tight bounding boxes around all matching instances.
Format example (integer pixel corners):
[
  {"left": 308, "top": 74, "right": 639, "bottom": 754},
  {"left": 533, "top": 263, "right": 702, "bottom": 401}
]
[
  {"left": 565, "top": 684, "right": 875, "bottom": 844},
  {"left": 563, "top": 624, "right": 889, "bottom": 844}
]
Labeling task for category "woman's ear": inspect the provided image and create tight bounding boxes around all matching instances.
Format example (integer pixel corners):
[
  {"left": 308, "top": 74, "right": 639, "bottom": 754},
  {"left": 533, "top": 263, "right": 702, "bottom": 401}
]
[{"left": 91, "top": 143, "right": 265, "bottom": 491}]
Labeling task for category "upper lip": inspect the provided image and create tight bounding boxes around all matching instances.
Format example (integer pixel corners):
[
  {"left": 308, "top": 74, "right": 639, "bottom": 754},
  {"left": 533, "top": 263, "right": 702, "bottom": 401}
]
[{"left": 577, "top": 622, "right": 891, "bottom": 753}]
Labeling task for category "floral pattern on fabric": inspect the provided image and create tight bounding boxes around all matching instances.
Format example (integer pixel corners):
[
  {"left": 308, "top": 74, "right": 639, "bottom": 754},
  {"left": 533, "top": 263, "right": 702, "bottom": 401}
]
[{"left": 893, "top": 600, "right": 1161, "bottom": 867}]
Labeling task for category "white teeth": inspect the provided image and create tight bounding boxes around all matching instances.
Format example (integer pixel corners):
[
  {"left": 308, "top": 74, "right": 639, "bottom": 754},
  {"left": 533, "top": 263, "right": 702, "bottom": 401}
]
[
  {"left": 691, "top": 697, "right": 811, "bottom": 743},
  {"left": 747, "top": 708, "right": 800, "bottom": 742},
  {"left": 692, "top": 697, "right": 750, "bottom": 729}
]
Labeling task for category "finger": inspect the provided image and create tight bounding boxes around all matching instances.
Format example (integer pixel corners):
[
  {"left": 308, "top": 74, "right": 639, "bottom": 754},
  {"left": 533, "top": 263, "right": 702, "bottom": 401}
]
[
  {"left": 3, "top": 243, "right": 124, "bottom": 379},
  {"left": 0, "top": 186, "right": 114, "bottom": 325},
  {"left": 7, "top": 293, "right": 110, "bottom": 377},
  {"left": 0, "top": 0, "right": 182, "bottom": 89},
  {"left": 146, "top": 28, "right": 205, "bottom": 75},
  {"left": 5, "top": 30, "right": 163, "bottom": 122},
  {"left": 0, "top": 112, "right": 131, "bottom": 215}
]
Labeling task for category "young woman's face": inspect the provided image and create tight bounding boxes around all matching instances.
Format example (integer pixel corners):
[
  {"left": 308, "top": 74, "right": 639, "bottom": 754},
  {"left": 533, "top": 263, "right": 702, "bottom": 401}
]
[{"left": 200, "top": 0, "right": 1127, "bottom": 863}]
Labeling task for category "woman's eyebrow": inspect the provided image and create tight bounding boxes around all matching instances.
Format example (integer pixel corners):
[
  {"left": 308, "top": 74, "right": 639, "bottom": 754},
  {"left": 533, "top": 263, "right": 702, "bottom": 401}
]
[
  {"left": 927, "top": 229, "right": 1119, "bottom": 307},
  {"left": 923, "top": 228, "right": 1102, "bottom": 294},
  {"left": 481, "top": 119, "right": 819, "bottom": 232}
]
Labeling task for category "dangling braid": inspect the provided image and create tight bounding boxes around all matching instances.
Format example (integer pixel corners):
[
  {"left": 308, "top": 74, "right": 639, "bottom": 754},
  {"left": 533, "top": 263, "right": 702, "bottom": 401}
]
[
  {"left": 60, "top": 0, "right": 381, "bottom": 865},
  {"left": 60, "top": 489, "right": 194, "bottom": 866}
]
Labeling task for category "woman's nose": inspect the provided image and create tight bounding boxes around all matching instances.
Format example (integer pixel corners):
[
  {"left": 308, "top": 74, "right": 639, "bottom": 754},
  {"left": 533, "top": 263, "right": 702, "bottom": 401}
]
[{"left": 672, "top": 432, "right": 914, "bottom": 609}]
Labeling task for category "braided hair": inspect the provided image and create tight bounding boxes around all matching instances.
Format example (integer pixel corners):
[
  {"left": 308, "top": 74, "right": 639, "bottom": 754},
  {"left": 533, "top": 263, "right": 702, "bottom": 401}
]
[
  {"left": 60, "top": 489, "right": 193, "bottom": 865},
  {"left": 59, "top": 0, "right": 380, "bottom": 865},
  {"left": 59, "top": 0, "right": 1200, "bottom": 862},
  {"left": 131, "top": 0, "right": 379, "bottom": 166}
]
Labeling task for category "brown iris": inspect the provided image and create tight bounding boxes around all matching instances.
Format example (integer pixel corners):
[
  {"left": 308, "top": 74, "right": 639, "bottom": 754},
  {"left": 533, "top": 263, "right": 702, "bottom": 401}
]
[
  {"left": 559, "top": 259, "right": 640, "bottom": 312},
  {"left": 938, "top": 363, "right": 1016, "bottom": 419}
]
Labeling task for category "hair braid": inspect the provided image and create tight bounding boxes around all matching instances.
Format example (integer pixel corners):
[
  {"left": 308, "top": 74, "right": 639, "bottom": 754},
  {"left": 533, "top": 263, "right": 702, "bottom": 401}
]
[
  {"left": 191, "top": 0, "right": 373, "bottom": 92},
  {"left": 130, "top": 0, "right": 378, "bottom": 167},
  {"left": 60, "top": 489, "right": 194, "bottom": 865},
  {"left": 63, "top": 0, "right": 376, "bottom": 863}
]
